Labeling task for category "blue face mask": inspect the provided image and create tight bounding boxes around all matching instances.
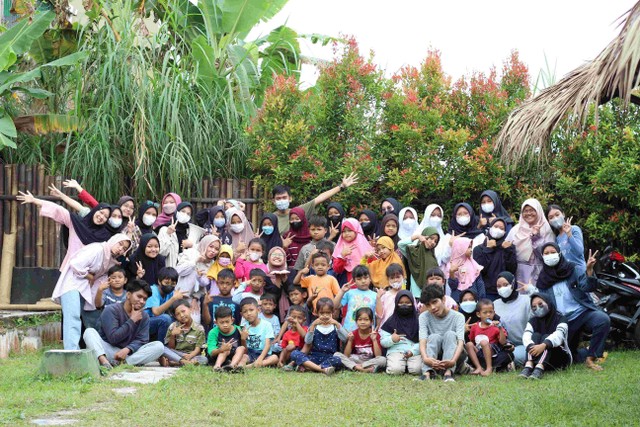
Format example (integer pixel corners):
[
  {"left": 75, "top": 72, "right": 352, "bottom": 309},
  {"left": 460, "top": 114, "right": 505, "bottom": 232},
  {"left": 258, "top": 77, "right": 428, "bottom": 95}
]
[
  {"left": 213, "top": 218, "right": 225, "bottom": 228},
  {"left": 460, "top": 301, "right": 477, "bottom": 314},
  {"left": 275, "top": 200, "right": 290, "bottom": 211},
  {"left": 262, "top": 225, "right": 274, "bottom": 235}
]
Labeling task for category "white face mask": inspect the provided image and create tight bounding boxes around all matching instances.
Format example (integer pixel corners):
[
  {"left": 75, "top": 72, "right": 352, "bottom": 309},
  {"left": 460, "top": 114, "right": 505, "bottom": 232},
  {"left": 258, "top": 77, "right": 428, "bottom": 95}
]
[
  {"left": 497, "top": 286, "right": 513, "bottom": 299},
  {"left": 549, "top": 215, "right": 565, "bottom": 229},
  {"left": 481, "top": 203, "right": 495, "bottom": 214},
  {"left": 275, "top": 200, "right": 290, "bottom": 211},
  {"left": 389, "top": 279, "right": 404, "bottom": 290},
  {"left": 460, "top": 300, "right": 477, "bottom": 313},
  {"left": 249, "top": 252, "right": 262, "bottom": 262},
  {"left": 429, "top": 216, "right": 442, "bottom": 226},
  {"left": 108, "top": 218, "right": 122, "bottom": 228},
  {"left": 402, "top": 218, "right": 416, "bottom": 227},
  {"left": 543, "top": 253, "right": 561, "bottom": 267},
  {"left": 176, "top": 212, "right": 191, "bottom": 224},
  {"left": 456, "top": 215, "right": 471, "bottom": 226},
  {"left": 163, "top": 203, "right": 176, "bottom": 215},
  {"left": 489, "top": 227, "right": 505, "bottom": 239},
  {"left": 230, "top": 223, "right": 245, "bottom": 233},
  {"left": 142, "top": 214, "right": 156, "bottom": 226}
]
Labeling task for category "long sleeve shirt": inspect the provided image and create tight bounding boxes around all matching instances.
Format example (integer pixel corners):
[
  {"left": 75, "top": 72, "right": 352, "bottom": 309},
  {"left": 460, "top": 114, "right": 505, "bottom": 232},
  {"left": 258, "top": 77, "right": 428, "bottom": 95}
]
[{"left": 99, "top": 303, "right": 150, "bottom": 354}]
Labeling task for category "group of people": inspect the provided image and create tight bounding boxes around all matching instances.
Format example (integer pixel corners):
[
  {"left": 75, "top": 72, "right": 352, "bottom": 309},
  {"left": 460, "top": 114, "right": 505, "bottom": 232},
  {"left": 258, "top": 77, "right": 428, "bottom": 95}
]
[{"left": 16, "top": 173, "right": 611, "bottom": 380}]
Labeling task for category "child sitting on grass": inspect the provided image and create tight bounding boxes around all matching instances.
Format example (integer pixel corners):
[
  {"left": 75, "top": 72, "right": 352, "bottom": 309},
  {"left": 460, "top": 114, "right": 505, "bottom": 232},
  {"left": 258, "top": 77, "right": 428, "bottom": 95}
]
[
  {"left": 276, "top": 305, "right": 308, "bottom": 367},
  {"left": 240, "top": 297, "right": 279, "bottom": 368},
  {"left": 334, "top": 307, "right": 386, "bottom": 373},
  {"left": 466, "top": 298, "right": 510, "bottom": 376},
  {"left": 207, "top": 306, "right": 247, "bottom": 372},
  {"left": 161, "top": 299, "right": 208, "bottom": 366},
  {"left": 289, "top": 297, "right": 346, "bottom": 375}
]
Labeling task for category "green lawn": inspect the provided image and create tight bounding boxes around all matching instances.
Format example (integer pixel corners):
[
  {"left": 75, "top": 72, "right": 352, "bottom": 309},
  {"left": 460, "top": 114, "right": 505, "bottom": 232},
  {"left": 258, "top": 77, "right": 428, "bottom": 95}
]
[{"left": 1, "top": 349, "right": 638, "bottom": 426}]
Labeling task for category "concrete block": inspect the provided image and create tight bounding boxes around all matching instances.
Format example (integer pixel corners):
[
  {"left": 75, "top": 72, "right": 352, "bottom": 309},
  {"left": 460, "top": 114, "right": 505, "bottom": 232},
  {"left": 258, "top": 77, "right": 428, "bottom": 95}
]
[
  {"left": 39, "top": 349, "right": 100, "bottom": 378},
  {"left": 21, "top": 336, "right": 42, "bottom": 352}
]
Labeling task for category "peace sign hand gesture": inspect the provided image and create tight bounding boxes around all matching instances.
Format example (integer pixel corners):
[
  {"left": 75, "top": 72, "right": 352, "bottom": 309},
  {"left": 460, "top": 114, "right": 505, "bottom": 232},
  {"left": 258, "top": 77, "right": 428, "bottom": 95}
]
[
  {"left": 136, "top": 261, "right": 146, "bottom": 279},
  {"left": 282, "top": 233, "right": 293, "bottom": 250},
  {"left": 516, "top": 280, "right": 532, "bottom": 294},
  {"left": 586, "top": 249, "right": 599, "bottom": 276},
  {"left": 562, "top": 216, "right": 574, "bottom": 237},
  {"left": 167, "top": 218, "right": 177, "bottom": 235},
  {"left": 449, "top": 231, "right": 466, "bottom": 247},
  {"left": 328, "top": 222, "right": 340, "bottom": 241}
]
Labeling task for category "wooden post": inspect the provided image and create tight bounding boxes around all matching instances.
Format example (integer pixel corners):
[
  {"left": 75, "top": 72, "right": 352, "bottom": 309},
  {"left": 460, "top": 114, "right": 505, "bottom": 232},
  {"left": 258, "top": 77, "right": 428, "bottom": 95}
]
[
  {"left": 0, "top": 164, "right": 4, "bottom": 258},
  {"left": 36, "top": 165, "right": 45, "bottom": 267},
  {"left": 0, "top": 165, "right": 17, "bottom": 304}
]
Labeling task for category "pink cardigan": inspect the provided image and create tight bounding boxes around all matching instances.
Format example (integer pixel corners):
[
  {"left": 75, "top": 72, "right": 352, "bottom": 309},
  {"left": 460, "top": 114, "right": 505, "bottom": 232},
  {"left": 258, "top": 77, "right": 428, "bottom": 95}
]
[{"left": 40, "top": 200, "right": 85, "bottom": 272}]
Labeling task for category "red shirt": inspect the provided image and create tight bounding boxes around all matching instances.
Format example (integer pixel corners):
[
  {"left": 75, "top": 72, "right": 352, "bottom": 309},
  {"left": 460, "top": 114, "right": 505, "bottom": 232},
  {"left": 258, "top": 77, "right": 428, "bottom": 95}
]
[
  {"left": 351, "top": 329, "right": 381, "bottom": 360},
  {"left": 281, "top": 326, "right": 308, "bottom": 349},
  {"left": 468, "top": 323, "right": 506, "bottom": 346}
]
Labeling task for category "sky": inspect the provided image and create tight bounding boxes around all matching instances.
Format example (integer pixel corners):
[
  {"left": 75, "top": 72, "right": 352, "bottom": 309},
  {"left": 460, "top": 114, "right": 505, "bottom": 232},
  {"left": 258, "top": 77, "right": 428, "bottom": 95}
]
[{"left": 250, "top": 0, "right": 637, "bottom": 89}]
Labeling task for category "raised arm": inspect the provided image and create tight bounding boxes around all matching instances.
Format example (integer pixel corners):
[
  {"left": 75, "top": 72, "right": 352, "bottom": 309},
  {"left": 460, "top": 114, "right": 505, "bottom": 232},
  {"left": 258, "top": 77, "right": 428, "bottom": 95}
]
[
  {"left": 49, "top": 184, "right": 84, "bottom": 214},
  {"left": 312, "top": 173, "right": 358, "bottom": 206}
]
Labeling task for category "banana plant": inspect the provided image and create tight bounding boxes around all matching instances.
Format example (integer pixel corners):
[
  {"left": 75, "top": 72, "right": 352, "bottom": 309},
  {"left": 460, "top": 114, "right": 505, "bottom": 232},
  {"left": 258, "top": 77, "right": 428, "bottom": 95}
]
[{"left": 0, "top": 11, "right": 86, "bottom": 149}]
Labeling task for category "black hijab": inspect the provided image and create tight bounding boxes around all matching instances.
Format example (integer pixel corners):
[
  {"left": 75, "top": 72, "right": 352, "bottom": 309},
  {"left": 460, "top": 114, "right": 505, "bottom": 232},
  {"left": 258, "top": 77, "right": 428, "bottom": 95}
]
[
  {"left": 529, "top": 292, "right": 566, "bottom": 335},
  {"left": 127, "top": 233, "right": 166, "bottom": 285},
  {"left": 135, "top": 201, "right": 158, "bottom": 235},
  {"left": 381, "top": 290, "right": 419, "bottom": 343},
  {"left": 259, "top": 213, "right": 283, "bottom": 262},
  {"left": 536, "top": 243, "right": 575, "bottom": 290},
  {"left": 68, "top": 203, "right": 113, "bottom": 245},
  {"left": 479, "top": 190, "right": 514, "bottom": 227},
  {"left": 105, "top": 205, "right": 124, "bottom": 235},
  {"left": 448, "top": 202, "right": 483, "bottom": 238},
  {"left": 380, "top": 214, "right": 400, "bottom": 247},
  {"left": 381, "top": 197, "right": 403, "bottom": 217},
  {"left": 117, "top": 196, "right": 135, "bottom": 226},
  {"left": 497, "top": 271, "right": 518, "bottom": 303},
  {"left": 195, "top": 205, "right": 233, "bottom": 245},
  {"left": 326, "top": 202, "right": 346, "bottom": 241},
  {"left": 174, "top": 202, "right": 193, "bottom": 252},
  {"left": 359, "top": 209, "right": 380, "bottom": 240}
]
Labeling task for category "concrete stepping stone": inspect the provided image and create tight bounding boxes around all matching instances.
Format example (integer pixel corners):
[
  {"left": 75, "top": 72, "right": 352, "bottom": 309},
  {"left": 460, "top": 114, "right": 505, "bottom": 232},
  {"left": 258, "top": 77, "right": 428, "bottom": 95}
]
[
  {"left": 111, "top": 387, "right": 137, "bottom": 395},
  {"left": 108, "top": 367, "right": 179, "bottom": 384},
  {"left": 39, "top": 350, "right": 100, "bottom": 378}
]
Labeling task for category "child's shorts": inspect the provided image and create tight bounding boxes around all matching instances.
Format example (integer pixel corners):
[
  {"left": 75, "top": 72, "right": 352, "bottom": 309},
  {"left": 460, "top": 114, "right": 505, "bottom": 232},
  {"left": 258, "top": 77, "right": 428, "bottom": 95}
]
[
  {"left": 247, "top": 348, "right": 263, "bottom": 363},
  {"left": 271, "top": 343, "right": 282, "bottom": 354},
  {"left": 207, "top": 347, "right": 237, "bottom": 366}
]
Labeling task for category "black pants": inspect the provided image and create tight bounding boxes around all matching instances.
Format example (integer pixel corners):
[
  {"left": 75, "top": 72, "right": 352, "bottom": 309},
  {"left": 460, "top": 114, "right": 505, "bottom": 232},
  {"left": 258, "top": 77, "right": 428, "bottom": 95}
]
[{"left": 528, "top": 332, "right": 571, "bottom": 371}]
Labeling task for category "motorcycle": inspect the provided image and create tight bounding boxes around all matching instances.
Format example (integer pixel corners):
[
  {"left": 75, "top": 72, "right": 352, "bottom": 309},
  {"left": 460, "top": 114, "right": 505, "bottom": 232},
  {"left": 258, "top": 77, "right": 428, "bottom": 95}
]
[{"left": 594, "top": 246, "right": 640, "bottom": 347}]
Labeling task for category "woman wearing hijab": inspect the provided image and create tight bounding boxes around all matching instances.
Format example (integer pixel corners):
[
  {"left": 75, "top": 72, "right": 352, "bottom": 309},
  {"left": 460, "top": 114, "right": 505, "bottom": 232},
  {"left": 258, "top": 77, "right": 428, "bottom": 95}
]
[
  {"left": 418, "top": 203, "right": 457, "bottom": 267},
  {"left": 399, "top": 226, "right": 440, "bottom": 298},
  {"left": 153, "top": 192, "right": 182, "bottom": 230},
  {"left": 472, "top": 217, "right": 518, "bottom": 300},
  {"left": 332, "top": 218, "right": 372, "bottom": 284},
  {"left": 380, "top": 290, "right": 421, "bottom": 375},
  {"left": 381, "top": 197, "right": 403, "bottom": 217},
  {"left": 505, "top": 198, "right": 555, "bottom": 287},
  {"left": 367, "top": 236, "right": 406, "bottom": 289},
  {"left": 226, "top": 207, "right": 255, "bottom": 257},
  {"left": 267, "top": 246, "right": 293, "bottom": 321},
  {"left": 520, "top": 292, "right": 572, "bottom": 379},
  {"left": 53, "top": 233, "right": 131, "bottom": 350},
  {"left": 477, "top": 190, "right": 514, "bottom": 234},
  {"left": 128, "top": 233, "right": 166, "bottom": 286},
  {"left": 325, "top": 202, "right": 346, "bottom": 242},
  {"left": 493, "top": 271, "right": 531, "bottom": 367},
  {"left": 158, "top": 202, "right": 206, "bottom": 268},
  {"left": 17, "top": 190, "right": 112, "bottom": 272},
  {"left": 397, "top": 207, "right": 419, "bottom": 241},
  {"left": 131, "top": 201, "right": 158, "bottom": 254},
  {"left": 446, "top": 202, "right": 485, "bottom": 244},
  {"left": 194, "top": 205, "right": 233, "bottom": 246},
  {"left": 358, "top": 209, "right": 380, "bottom": 243},
  {"left": 531, "top": 243, "right": 609, "bottom": 371},
  {"left": 258, "top": 213, "right": 283, "bottom": 263},
  {"left": 445, "top": 236, "right": 485, "bottom": 302},
  {"left": 283, "top": 207, "right": 312, "bottom": 269}
]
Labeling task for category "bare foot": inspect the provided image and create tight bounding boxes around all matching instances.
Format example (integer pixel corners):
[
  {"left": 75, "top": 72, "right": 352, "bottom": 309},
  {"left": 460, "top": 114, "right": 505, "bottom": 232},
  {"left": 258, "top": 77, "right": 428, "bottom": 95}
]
[
  {"left": 353, "top": 364, "right": 364, "bottom": 372},
  {"left": 471, "top": 368, "right": 483, "bottom": 375},
  {"left": 586, "top": 357, "right": 604, "bottom": 371},
  {"left": 158, "top": 356, "right": 169, "bottom": 367},
  {"left": 480, "top": 368, "right": 493, "bottom": 377},
  {"left": 277, "top": 362, "right": 284, "bottom": 368}
]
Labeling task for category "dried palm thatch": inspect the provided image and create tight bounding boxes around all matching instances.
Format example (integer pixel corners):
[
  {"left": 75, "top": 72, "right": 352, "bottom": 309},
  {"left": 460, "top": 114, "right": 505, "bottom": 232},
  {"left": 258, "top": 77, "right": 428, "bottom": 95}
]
[{"left": 496, "top": 2, "right": 640, "bottom": 165}]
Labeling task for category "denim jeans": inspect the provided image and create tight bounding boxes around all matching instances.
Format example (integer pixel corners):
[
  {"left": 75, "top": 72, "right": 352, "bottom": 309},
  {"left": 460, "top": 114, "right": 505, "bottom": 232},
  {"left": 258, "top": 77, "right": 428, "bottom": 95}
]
[
  {"left": 148, "top": 313, "right": 173, "bottom": 342},
  {"left": 61, "top": 290, "right": 82, "bottom": 350}
]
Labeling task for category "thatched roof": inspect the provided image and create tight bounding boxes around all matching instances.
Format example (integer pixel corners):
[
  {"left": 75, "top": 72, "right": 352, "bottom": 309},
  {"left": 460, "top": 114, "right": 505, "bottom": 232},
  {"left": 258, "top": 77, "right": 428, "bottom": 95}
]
[{"left": 496, "top": 2, "right": 640, "bottom": 164}]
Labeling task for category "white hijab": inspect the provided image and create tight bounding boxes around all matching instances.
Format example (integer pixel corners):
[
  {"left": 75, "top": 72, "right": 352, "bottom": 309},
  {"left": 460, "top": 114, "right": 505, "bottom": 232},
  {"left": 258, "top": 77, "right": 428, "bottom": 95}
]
[
  {"left": 398, "top": 207, "right": 419, "bottom": 240},
  {"left": 418, "top": 204, "right": 446, "bottom": 239}
]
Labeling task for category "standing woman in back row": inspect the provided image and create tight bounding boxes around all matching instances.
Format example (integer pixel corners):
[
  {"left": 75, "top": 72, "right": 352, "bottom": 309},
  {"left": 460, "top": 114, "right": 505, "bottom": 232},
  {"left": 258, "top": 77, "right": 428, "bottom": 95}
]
[{"left": 547, "top": 205, "right": 586, "bottom": 275}]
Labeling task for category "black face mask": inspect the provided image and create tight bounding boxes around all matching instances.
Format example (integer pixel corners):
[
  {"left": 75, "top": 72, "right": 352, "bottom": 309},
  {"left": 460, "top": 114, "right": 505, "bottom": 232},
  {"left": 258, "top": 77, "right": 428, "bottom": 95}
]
[
  {"left": 290, "top": 221, "right": 302, "bottom": 230},
  {"left": 397, "top": 304, "right": 414, "bottom": 316},
  {"left": 329, "top": 215, "right": 341, "bottom": 225},
  {"left": 161, "top": 285, "right": 175, "bottom": 295},
  {"left": 361, "top": 221, "right": 372, "bottom": 231}
]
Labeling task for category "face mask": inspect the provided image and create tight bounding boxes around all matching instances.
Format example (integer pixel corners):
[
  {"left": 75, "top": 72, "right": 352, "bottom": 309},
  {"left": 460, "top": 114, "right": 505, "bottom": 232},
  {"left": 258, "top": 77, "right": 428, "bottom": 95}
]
[
  {"left": 213, "top": 218, "right": 226, "bottom": 228},
  {"left": 290, "top": 221, "right": 302, "bottom": 230},
  {"left": 429, "top": 216, "right": 442, "bottom": 226},
  {"left": 397, "top": 304, "right": 414, "bottom": 316},
  {"left": 456, "top": 215, "right": 471, "bottom": 226},
  {"left": 497, "top": 286, "right": 513, "bottom": 299},
  {"left": 108, "top": 218, "right": 122, "bottom": 228},
  {"left": 230, "top": 223, "right": 245, "bottom": 233},
  {"left": 532, "top": 304, "right": 550, "bottom": 318},
  {"left": 142, "top": 214, "right": 156, "bottom": 226},
  {"left": 543, "top": 253, "right": 561, "bottom": 267},
  {"left": 218, "top": 257, "right": 231, "bottom": 266},
  {"left": 249, "top": 252, "right": 262, "bottom": 262},
  {"left": 402, "top": 218, "right": 416, "bottom": 227},
  {"left": 329, "top": 215, "right": 341, "bottom": 224},
  {"left": 361, "top": 221, "right": 371, "bottom": 229},
  {"left": 460, "top": 301, "right": 477, "bottom": 313},
  {"left": 549, "top": 215, "right": 565, "bottom": 229},
  {"left": 275, "top": 200, "right": 290, "bottom": 211},
  {"left": 389, "top": 279, "right": 404, "bottom": 290},
  {"left": 161, "top": 285, "right": 174, "bottom": 295},
  {"left": 262, "top": 225, "right": 274, "bottom": 235},
  {"left": 163, "top": 203, "right": 176, "bottom": 215},
  {"left": 176, "top": 212, "right": 191, "bottom": 224},
  {"left": 489, "top": 227, "right": 505, "bottom": 239},
  {"left": 481, "top": 203, "right": 495, "bottom": 214}
]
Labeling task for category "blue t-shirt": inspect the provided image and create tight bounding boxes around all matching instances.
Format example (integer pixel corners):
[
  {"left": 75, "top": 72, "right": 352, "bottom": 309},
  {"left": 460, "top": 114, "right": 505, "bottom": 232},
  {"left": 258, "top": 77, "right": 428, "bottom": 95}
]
[
  {"left": 341, "top": 288, "right": 377, "bottom": 332},
  {"left": 552, "top": 280, "right": 586, "bottom": 321},
  {"left": 245, "top": 319, "right": 275, "bottom": 354},
  {"left": 144, "top": 285, "right": 173, "bottom": 317},
  {"left": 242, "top": 313, "right": 281, "bottom": 337},
  {"left": 102, "top": 288, "right": 127, "bottom": 307},
  {"left": 208, "top": 296, "right": 241, "bottom": 326}
]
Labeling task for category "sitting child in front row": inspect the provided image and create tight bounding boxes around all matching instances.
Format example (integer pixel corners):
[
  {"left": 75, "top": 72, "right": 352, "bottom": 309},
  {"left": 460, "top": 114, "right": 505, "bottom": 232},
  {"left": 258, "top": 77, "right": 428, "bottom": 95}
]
[
  {"left": 161, "top": 299, "right": 208, "bottom": 366},
  {"left": 289, "top": 297, "right": 346, "bottom": 375},
  {"left": 207, "top": 306, "right": 247, "bottom": 371},
  {"left": 334, "top": 307, "right": 386, "bottom": 373},
  {"left": 466, "top": 299, "right": 511, "bottom": 376},
  {"left": 276, "top": 305, "right": 308, "bottom": 367},
  {"left": 240, "top": 297, "right": 279, "bottom": 368}
]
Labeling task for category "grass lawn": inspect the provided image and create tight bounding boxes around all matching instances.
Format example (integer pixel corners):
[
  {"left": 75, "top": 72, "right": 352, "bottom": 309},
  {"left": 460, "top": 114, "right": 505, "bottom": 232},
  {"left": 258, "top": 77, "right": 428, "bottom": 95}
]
[{"left": 1, "top": 348, "right": 638, "bottom": 426}]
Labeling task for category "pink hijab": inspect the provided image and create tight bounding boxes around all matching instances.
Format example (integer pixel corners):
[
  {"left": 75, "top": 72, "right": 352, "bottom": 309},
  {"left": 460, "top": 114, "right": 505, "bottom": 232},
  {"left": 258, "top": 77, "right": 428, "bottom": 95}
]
[
  {"left": 512, "top": 198, "right": 555, "bottom": 262},
  {"left": 153, "top": 192, "right": 182, "bottom": 228},
  {"left": 332, "top": 218, "right": 372, "bottom": 272},
  {"left": 226, "top": 207, "right": 255, "bottom": 252},
  {"left": 444, "top": 237, "right": 482, "bottom": 291},
  {"left": 100, "top": 233, "right": 132, "bottom": 274}
]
